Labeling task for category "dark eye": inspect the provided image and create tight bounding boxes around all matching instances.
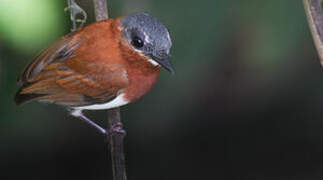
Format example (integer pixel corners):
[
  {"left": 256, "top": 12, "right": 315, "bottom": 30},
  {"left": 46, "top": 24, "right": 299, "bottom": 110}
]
[{"left": 131, "top": 36, "right": 144, "bottom": 48}]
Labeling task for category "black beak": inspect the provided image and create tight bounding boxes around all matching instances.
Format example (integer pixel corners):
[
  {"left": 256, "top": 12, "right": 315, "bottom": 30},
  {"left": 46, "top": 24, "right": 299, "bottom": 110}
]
[{"left": 151, "top": 55, "right": 175, "bottom": 74}]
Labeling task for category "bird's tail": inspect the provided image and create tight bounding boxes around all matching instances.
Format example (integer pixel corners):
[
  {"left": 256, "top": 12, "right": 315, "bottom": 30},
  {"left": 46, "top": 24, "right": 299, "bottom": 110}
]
[{"left": 14, "top": 83, "right": 46, "bottom": 105}]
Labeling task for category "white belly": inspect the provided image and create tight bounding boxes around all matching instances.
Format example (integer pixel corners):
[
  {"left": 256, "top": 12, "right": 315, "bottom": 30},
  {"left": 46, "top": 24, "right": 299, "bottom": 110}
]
[{"left": 74, "top": 93, "right": 129, "bottom": 111}]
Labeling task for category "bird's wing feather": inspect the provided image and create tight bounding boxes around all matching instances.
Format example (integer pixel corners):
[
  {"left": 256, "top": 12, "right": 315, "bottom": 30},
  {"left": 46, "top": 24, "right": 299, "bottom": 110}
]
[
  {"left": 15, "top": 32, "right": 129, "bottom": 107},
  {"left": 19, "top": 32, "right": 81, "bottom": 84}
]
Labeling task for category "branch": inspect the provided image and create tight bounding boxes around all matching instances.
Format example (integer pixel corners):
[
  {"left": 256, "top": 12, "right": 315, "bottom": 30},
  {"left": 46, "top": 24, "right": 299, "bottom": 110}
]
[
  {"left": 66, "top": 1, "right": 127, "bottom": 179},
  {"left": 107, "top": 108, "right": 127, "bottom": 180},
  {"left": 93, "top": 0, "right": 109, "bottom": 21},
  {"left": 304, "top": 0, "right": 323, "bottom": 65},
  {"left": 91, "top": 1, "right": 127, "bottom": 180},
  {"left": 66, "top": 1, "right": 127, "bottom": 180}
]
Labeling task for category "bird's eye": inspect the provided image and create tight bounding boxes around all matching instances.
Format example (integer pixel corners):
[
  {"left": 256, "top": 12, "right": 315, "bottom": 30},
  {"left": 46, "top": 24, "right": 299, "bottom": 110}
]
[{"left": 131, "top": 36, "right": 144, "bottom": 48}]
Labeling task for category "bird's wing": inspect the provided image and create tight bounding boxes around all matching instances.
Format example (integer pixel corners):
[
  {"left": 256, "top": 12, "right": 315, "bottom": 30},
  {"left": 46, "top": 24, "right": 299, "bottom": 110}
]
[
  {"left": 15, "top": 32, "right": 129, "bottom": 107},
  {"left": 18, "top": 32, "right": 81, "bottom": 84}
]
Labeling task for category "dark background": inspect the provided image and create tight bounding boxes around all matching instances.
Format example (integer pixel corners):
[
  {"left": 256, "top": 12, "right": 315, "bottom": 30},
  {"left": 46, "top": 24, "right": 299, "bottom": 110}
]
[{"left": 1, "top": 0, "right": 323, "bottom": 179}]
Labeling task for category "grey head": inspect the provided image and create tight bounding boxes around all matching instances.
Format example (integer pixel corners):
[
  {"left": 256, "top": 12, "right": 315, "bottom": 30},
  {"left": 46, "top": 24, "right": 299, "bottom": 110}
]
[{"left": 121, "top": 13, "right": 174, "bottom": 73}]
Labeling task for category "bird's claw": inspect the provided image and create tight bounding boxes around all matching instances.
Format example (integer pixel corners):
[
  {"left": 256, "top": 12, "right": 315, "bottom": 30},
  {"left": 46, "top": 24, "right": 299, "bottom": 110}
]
[
  {"left": 104, "top": 122, "right": 126, "bottom": 144},
  {"left": 106, "top": 122, "right": 127, "bottom": 136}
]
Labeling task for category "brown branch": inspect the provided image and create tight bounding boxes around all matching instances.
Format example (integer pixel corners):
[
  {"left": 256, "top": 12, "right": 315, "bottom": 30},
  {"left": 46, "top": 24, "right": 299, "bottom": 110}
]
[
  {"left": 303, "top": 0, "right": 323, "bottom": 65},
  {"left": 91, "top": 1, "right": 127, "bottom": 180},
  {"left": 107, "top": 108, "right": 127, "bottom": 180},
  {"left": 67, "top": 1, "right": 127, "bottom": 179}
]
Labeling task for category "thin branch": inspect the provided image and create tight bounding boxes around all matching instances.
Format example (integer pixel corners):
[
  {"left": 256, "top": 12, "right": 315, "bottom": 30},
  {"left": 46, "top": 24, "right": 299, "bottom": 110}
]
[
  {"left": 66, "top": 1, "right": 127, "bottom": 179},
  {"left": 108, "top": 108, "right": 127, "bottom": 180},
  {"left": 66, "top": 1, "right": 127, "bottom": 180},
  {"left": 91, "top": 1, "right": 127, "bottom": 180},
  {"left": 93, "top": 0, "right": 109, "bottom": 21},
  {"left": 303, "top": 0, "right": 323, "bottom": 65}
]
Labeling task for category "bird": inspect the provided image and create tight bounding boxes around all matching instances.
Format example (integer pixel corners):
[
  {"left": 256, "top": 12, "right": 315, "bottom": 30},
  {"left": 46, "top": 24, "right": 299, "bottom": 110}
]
[{"left": 14, "top": 13, "right": 174, "bottom": 134}]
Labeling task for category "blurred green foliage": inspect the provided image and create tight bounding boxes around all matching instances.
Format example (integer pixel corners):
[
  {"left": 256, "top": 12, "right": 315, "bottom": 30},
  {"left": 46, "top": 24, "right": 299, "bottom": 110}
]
[{"left": 0, "top": 0, "right": 65, "bottom": 53}]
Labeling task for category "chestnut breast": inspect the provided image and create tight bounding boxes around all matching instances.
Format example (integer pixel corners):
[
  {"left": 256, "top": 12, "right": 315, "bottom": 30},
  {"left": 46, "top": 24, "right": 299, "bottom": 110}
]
[
  {"left": 118, "top": 31, "right": 162, "bottom": 102},
  {"left": 67, "top": 18, "right": 162, "bottom": 102}
]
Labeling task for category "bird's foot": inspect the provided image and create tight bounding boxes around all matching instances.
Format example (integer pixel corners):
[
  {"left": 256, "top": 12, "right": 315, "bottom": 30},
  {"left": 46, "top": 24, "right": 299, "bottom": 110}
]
[
  {"left": 70, "top": 109, "right": 126, "bottom": 143},
  {"left": 104, "top": 122, "right": 126, "bottom": 144},
  {"left": 106, "top": 122, "right": 126, "bottom": 136}
]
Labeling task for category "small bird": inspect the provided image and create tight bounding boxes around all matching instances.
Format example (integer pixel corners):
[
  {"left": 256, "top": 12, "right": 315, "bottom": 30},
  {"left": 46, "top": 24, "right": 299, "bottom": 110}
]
[{"left": 14, "top": 13, "right": 173, "bottom": 134}]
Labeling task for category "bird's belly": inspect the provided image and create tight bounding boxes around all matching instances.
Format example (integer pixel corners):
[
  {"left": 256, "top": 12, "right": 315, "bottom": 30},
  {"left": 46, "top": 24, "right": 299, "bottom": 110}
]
[{"left": 74, "top": 93, "right": 129, "bottom": 110}]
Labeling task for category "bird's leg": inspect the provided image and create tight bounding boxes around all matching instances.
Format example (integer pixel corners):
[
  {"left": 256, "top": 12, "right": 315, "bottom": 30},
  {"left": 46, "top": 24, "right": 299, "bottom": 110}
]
[
  {"left": 70, "top": 109, "right": 126, "bottom": 138},
  {"left": 65, "top": 0, "right": 87, "bottom": 31},
  {"left": 71, "top": 109, "right": 106, "bottom": 135}
]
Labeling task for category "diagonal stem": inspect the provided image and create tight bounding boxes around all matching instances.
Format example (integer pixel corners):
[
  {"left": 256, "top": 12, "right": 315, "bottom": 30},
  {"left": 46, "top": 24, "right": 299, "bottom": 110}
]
[{"left": 304, "top": 0, "right": 323, "bottom": 65}]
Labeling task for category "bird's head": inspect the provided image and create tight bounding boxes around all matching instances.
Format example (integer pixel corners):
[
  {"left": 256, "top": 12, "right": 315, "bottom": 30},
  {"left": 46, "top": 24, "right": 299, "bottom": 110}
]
[{"left": 120, "top": 13, "right": 174, "bottom": 73}]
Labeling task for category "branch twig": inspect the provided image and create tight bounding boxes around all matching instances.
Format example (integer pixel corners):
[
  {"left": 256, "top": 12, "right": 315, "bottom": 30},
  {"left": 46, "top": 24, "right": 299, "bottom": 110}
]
[
  {"left": 91, "top": 1, "right": 127, "bottom": 180},
  {"left": 93, "top": 0, "right": 109, "bottom": 21},
  {"left": 303, "top": 0, "right": 323, "bottom": 65},
  {"left": 108, "top": 108, "right": 127, "bottom": 180},
  {"left": 67, "top": 1, "right": 127, "bottom": 180}
]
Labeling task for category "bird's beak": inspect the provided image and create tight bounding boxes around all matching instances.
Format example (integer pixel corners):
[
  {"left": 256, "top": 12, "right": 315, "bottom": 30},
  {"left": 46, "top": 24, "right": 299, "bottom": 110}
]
[{"left": 151, "top": 54, "right": 175, "bottom": 74}]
